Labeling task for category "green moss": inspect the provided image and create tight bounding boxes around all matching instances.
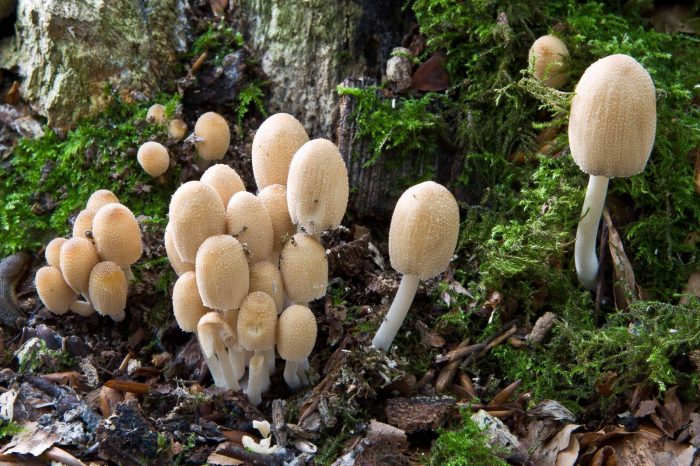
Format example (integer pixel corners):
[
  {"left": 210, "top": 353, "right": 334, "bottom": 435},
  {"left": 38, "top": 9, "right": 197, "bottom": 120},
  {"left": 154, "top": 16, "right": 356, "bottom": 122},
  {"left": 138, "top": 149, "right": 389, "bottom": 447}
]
[
  {"left": 0, "top": 419, "right": 23, "bottom": 440},
  {"left": 428, "top": 410, "right": 508, "bottom": 466},
  {"left": 17, "top": 339, "right": 76, "bottom": 374},
  {"left": 235, "top": 81, "right": 268, "bottom": 128},
  {"left": 190, "top": 22, "right": 244, "bottom": 65}
]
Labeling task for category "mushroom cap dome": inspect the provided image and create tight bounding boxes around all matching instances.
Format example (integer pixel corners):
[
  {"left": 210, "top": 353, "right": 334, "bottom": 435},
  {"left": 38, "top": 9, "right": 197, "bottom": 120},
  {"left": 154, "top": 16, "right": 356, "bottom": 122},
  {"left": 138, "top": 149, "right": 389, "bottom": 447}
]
[
  {"left": 137, "top": 141, "right": 170, "bottom": 177},
  {"left": 45, "top": 237, "right": 67, "bottom": 268},
  {"left": 226, "top": 191, "right": 274, "bottom": 264},
  {"left": 89, "top": 261, "right": 128, "bottom": 321},
  {"left": 35, "top": 266, "right": 77, "bottom": 314},
  {"left": 200, "top": 164, "right": 245, "bottom": 208},
  {"left": 569, "top": 54, "right": 656, "bottom": 178},
  {"left": 164, "top": 224, "right": 194, "bottom": 276},
  {"left": 249, "top": 261, "right": 285, "bottom": 314},
  {"left": 280, "top": 234, "right": 328, "bottom": 303},
  {"left": 92, "top": 203, "right": 143, "bottom": 268},
  {"left": 173, "top": 271, "right": 210, "bottom": 332},
  {"left": 277, "top": 304, "right": 317, "bottom": 362},
  {"left": 237, "top": 291, "right": 277, "bottom": 351},
  {"left": 59, "top": 237, "right": 101, "bottom": 294},
  {"left": 195, "top": 234, "right": 249, "bottom": 311},
  {"left": 389, "top": 181, "right": 459, "bottom": 280},
  {"left": 257, "top": 184, "right": 295, "bottom": 253},
  {"left": 529, "top": 35, "right": 569, "bottom": 89},
  {"left": 194, "top": 112, "right": 230, "bottom": 161},
  {"left": 252, "top": 113, "right": 309, "bottom": 189},
  {"left": 86, "top": 189, "right": 119, "bottom": 211},
  {"left": 197, "top": 312, "right": 235, "bottom": 357}
]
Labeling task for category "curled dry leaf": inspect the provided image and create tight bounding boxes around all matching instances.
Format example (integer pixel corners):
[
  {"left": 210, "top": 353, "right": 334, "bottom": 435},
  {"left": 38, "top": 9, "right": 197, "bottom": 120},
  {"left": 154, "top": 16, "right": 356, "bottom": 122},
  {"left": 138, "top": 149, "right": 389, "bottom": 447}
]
[{"left": 603, "top": 209, "right": 638, "bottom": 309}]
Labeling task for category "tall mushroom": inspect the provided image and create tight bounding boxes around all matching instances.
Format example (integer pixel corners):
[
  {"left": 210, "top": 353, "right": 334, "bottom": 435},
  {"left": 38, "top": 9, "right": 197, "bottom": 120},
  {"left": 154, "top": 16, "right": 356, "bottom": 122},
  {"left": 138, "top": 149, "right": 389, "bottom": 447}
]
[
  {"left": 252, "top": 113, "right": 309, "bottom": 189},
  {"left": 197, "top": 312, "right": 240, "bottom": 390},
  {"left": 569, "top": 54, "right": 656, "bottom": 290},
  {"left": 277, "top": 304, "right": 317, "bottom": 390},
  {"left": 372, "top": 181, "right": 459, "bottom": 352}
]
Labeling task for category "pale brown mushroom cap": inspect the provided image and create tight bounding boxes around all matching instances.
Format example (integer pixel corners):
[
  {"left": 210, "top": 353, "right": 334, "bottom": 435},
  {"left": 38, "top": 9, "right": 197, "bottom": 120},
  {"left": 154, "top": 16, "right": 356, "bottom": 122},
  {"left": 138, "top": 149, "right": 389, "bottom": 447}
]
[
  {"left": 280, "top": 234, "right": 328, "bottom": 303},
  {"left": 60, "top": 237, "right": 100, "bottom": 294},
  {"left": 173, "top": 271, "right": 210, "bottom": 332},
  {"left": 569, "top": 54, "right": 656, "bottom": 178},
  {"left": 169, "top": 181, "right": 227, "bottom": 263},
  {"left": 164, "top": 224, "right": 194, "bottom": 276},
  {"left": 86, "top": 189, "right": 120, "bottom": 211},
  {"left": 287, "top": 139, "right": 349, "bottom": 234},
  {"left": 45, "top": 237, "right": 67, "bottom": 268},
  {"left": 249, "top": 261, "right": 285, "bottom": 314},
  {"left": 168, "top": 119, "right": 188, "bottom": 141},
  {"left": 137, "top": 141, "right": 170, "bottom": 177},
  {"left": 529, "top": 35, "right": 569, "bottom": 89},
  {"left": 389, "top": 181, "right": 459, "bottom": 280},
  {"left": 194, "top": 112, "right": 230, "bottom": 161},
  {"left": 226, "top": 191, "right": 274, "bottom": 263},
  {"left": 146, "top": 104, "right": 166, "bottom": 124},
  {"left": 257, "top": 184, "right": 296, "bottom": 253},
  {"left": 72, "top": 209, "right": 96, "bottom": 239},
  {"left": 195, "top": 235, "right": 249, "bottom": 311},
  {"left": 277, "top": 305, "right": 317, "bottom": 362},
  {"left": 35, "top": 266, "right": 77, "bottom": 314},
  {"left": 237, "top": 291, "right": 277, "bottom": 351},
  {"left": 197, "top": 312, "right": 235, "bottom": 358},
  {"left": 89, "top": 261, "right": 128, "bottom": 321},
  {"left": 200, "top": 164, "right": 245, "bottom": 208},
  {"left": 252, "top": 113, "right": 309, "bottom": 189},
  {"left": 92, "top": 204, "right": 143, "bottom": 268}
]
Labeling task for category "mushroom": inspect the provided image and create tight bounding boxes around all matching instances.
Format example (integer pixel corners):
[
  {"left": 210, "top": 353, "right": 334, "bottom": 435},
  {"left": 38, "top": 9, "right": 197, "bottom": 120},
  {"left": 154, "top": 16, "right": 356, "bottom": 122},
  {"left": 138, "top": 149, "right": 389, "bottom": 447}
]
[
  {"left": 277, "top": 304, "right": 317, "bottom": 390},
  {"left": 59, "top": 237, "right": 100, "bottom": 297},
  {"left": 89, "top": 261, "right": 128, "bottom": 322},
  {"left": 237, "top": 291, "right": 277, "bottom": 405},
  {"left": 249, "top": 261, "right": 285, "bottom": 314},
  {"left": 164, "top": 224, "right": 194, "bottom": 276},
  {"left": 92, "top": 203, "right": 143, "bottom": 280},
  {"left": 222, "top": 307, "right": 246, "bottom": 381},
  {"left": 257, "top": 184, "right": 296, "bottom": 261},
  {"left": 372, "top": 181, "right": 459, "bottom": 351},
  {"left": 252, "top": 113, "right": 309, "bottom": 189},
  {"left": 137, "top": 141, "right": 170, "bottom": 177},
  {"left": 287, "top": 139, "right": 349, "bottom": 235},
  {"left": 72, "top": 209, "right": 96, "bottom": 239},
  {"left": 568, "top": 54, "right": 656, "bottom": 290},
  {"left": 226, "top": 191, "right": 274, "bottom": 263},
  {"left": 195, "top": 234, "right": 249, "bottom": 311},
  {"left": 200, "top": 164, "right": 245, "bottom": 208},
  {"left": 45, "top": 237, "right": 67, "bottom": 268},
  {"left": 146, "top": 104, "right": 166, "bottom": 124},
  {"left": 197, "top": 312, "right": 240, "bottom": 390},
  {"left": 86, "top": 189, "right": 119, "bottom": 211},
  {"left": 193, "top": 112, "right": 230, "bottom": 161},
  {"left": 172, "top": 271, "right": 210, "bottom": 333},
  {"left": 168, "top": 181, "right": 227, "bottom": 263},
  {"left": 529, "top": 35, "right": 569, "bottom": 89},
  {"left": 35, "top": 266, "right": 77, "bottom": 315},
  {"left": 168, "top": 119, "right": 187, "bottom": 141},
  {"left": 279, "top": 234, "right": 328, "bottom": 305}
]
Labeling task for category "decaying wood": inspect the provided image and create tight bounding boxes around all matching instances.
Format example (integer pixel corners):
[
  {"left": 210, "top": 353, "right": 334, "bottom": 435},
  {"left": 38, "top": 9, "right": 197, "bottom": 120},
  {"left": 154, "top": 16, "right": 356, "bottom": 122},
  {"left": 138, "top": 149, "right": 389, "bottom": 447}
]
[
  {"left": 435, "top": 338, "right": 470, "bottom": 392},
  {"left": 217, "top": 444, "right": 282, "bottom": 466},
  {"left": 526, "top": 312, "right": 557, "bottom": 344},
  {"left": 490, "top": 379, "right": 522, "bottom": 406},
  {"left": 385, "top": 397, "right": 455, "bottom": 433}
]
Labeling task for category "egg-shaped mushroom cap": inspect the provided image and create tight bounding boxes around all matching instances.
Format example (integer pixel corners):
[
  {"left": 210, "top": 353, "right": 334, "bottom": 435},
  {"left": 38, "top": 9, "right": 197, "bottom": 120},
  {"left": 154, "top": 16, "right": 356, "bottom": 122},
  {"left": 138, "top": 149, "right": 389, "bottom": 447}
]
[
  {"left": 529, "top": 35, "right": 569, "bottom": 89},
  {"left": 137, "top": 141, "right": 170, "bottom": 177},
  {"left": 168, "top": 119, "right": 188, "bottom": 141},
  {"left": 287, "top": 139, "right": 349, "bottom": 234},
  {"left": 237, "top": 291, "right": 277, "bottom": 351},
  {"left": 89, "top": 261, "right": 128, "bottom": 322},
  {"left": 60, "top": 237, "right": 101, "bottom": 294},
  {"left": 277, "top": 305, "right": 317, "bottom": 362},
  {"left": 195, "top": 235, "right": 249, "bottom": 311},
  {"left": 86, "top": 190, "right": 120, "bottom": 211},
  {"left": 146, "top": 104, "right": 166, "bottom": 124},
  {"left": 197, "top": 312, "right": 236, "bottom": 358},
  {"left": 249, "top": 261, "right": 285, "bottom": 314},
  {"left": 200, "top": 164, "right": 245, "bottom": 208},
  {"left": 35, "top": 266, "right": 77, "bottom": 314},
  {"left": 280, "top": 234, "right": 328, "bottom": 303},
  {"left": 252, "top": 113, "right": 309, "bottom": 189},
  {"left": 389, "top": 181, "right": 459, "bottom": 280},
  {"left": 258, "top": 184, "right": 295, "bottom": 253},
  {"left": 72, "top": 209, "right": 96, "bottom": 239},
  {"left": 165, "top": 224, "right": 194, "bottom": 276},
  {"left": 173, "top": 271, "right": 210, "bottom": 332},
  {"left": 45, "top": 237, "right": 67, "bottom": 268},
  {"left": 569, "top": 54, "right": 656, "bottom": 178},
  {"left": 194, "top": 112, "right": 230, "bottom": 161},
  {"left": 226, "top": 191, "right": 274, "bottom": 264},
  {"left": 92, "top": 204, "right": 143, "bottom": 268},
  {"left": 169, "top": 181, "right": 227, "bottom": 263}
]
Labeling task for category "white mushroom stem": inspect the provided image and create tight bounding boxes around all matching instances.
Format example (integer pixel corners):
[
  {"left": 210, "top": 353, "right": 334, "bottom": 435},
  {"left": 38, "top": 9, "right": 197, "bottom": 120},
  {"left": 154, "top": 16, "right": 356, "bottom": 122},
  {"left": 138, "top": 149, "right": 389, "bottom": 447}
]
[
  {"left": 372, "top": 274, "right": 420, "bottom": 352},
  {"left": 283, "top": 360, "right": 301, "bottom": 391},
  {"left": 575, "top": 175, "right": 609, "bottom": 291},
  {"left": 122, "top": 266, "right": 134, "bottom": 281},
  {"left": 220, "top": 350, "right": 240, "bottom": 391},
  {"left": 228, "top": 347, "right": 246, "bottom": 381},
  {"left": 204, "top": 353, "right": 227, "bottom": 388},
  {"left": 264, "top": 347, "right": 275, "bottom": 373},
  {"left": 296, "top": 357, "right": 310, "bottom": 385},
  {"left": 69, "top": 299, "right": 95, "bottom": 316},
  {"left": 246, "top": 352, "right": 265, "bottom": 406}
]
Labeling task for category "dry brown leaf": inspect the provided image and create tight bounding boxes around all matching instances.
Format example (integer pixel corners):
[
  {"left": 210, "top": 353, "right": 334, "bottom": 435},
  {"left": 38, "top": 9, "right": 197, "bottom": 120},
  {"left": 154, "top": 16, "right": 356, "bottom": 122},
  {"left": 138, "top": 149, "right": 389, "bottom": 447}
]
[
  {"left": 590, "top": 445, "right": 617, "bottom": 466},
  {"left": 555, "top": 432, "right": 580, "bottom": 466},
  {"left": 634, "top": 400, "right": 659, "bottom": 418},
  {"left": 603, "top": 209, "right": 638, "bottom": 309},
  {"left": 103, "top": 379, "right": 150, "bottom": 395},
  {"left": 0, "top": 421, "right": 59, "bottom": 456},
  {"left": 411, "top": 52, "right": 449, "bottom": 91},
  {"left": 534, "top": 423, "right": 581, "bottom": 466}
]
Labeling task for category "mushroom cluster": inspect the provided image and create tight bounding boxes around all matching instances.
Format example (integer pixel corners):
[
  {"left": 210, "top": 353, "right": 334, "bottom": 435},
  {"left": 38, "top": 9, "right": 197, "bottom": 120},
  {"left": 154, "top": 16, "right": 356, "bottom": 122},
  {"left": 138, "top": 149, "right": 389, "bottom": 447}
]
[
  {"left": 35, "top": 189, "right": 143, "bottom": 322},
  {"left": 166, "top": 112, "right": 347, "bottom": 405}
]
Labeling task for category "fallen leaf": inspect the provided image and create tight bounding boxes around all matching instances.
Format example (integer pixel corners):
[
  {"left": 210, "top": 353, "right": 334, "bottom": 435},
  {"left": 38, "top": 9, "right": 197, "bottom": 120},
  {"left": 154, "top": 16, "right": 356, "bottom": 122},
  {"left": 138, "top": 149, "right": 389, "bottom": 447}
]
[
  {"left": 411, "top": 52, "right": 450, "bottom": 91},
  {"left": 0, "top": 421, "right": 59, "bottom": 456},
  {"left": 603, "top": 210, "right": 638, "bottom": 309},
  {"left": 589, "top": 445, "right": 617, "bottom": 466},
  {"left": 534, "top": 423, "right": 581, "bottom": 466},
  {"left": 555, "top": 432, "right": 580, "bottom": 466},
  {"left": 103, "top": 379, "right": 150, "bottom": 395}
]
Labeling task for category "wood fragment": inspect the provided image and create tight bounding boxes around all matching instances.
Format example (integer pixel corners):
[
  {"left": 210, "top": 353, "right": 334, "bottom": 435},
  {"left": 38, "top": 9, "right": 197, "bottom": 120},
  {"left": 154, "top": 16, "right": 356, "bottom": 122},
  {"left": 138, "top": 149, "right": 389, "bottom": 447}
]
[
  {"left": 435, "top": 342, "right": 484, "bottom": 364},
  {"left": 478, "top": 325, "right": 517, "bottom": 358},
  {"left": 416, "top": 369, "right": 435, "bottom": 390},
  {"left": 117, "top": 351, "right": 134, "bottom": 372},
  {"left": 435, "top": 339, "right": 470, "bottom": 391},
  {"left": 484, "top": 409, "right": 515, "bottom": 419},
  {"left": 490, "top": 379, "right": 522, "bottom": 406},
  {"left": 217, "top": 444, "right": 280, "bottom": 466},
  {"left": 41, "top": 371, "right": 79, "bottom": 387},
  {"left": 457, "top": 372, "right": 477, "bottom": 398},
  {"left": 190, "top": 52, "right": 208, "bottom": 75},
  {"left": 4, "top": 82, "right": 20, "bottom": 105},
  {"left": 43, "top": 446, "right": 87, "bottom": 466},
  {"left": 526, "top": 312, "right": 556, "bottom": 344},
  {"left": 104, "top": 379, "right": 150, "bottom": 395}
]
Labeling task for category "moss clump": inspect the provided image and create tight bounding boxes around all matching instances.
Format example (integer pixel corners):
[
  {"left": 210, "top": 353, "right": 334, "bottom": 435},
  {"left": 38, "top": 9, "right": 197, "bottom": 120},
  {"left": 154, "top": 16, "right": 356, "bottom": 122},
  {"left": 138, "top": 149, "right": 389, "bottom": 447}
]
[
  {"left": 0, "top": 419, "right": 23, "bottom": 440},
  {"left": 429, "top": 410, "right": 508, "bottom": 466},
  {"left": 190, "top": 22, "right": 245, "bottom": 65},
  {"left": 0, "top": 91, "right": 181, "bottom": 256}
]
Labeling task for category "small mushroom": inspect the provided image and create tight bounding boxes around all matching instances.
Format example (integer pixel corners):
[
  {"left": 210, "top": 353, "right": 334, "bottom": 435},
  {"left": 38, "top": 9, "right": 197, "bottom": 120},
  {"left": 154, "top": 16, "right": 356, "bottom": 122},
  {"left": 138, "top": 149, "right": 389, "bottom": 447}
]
[
  {"left": 568, "top": 54, "right": 656, "bottom": 290},
  {"left": 252, "top": 113, "right": 309, "bottom": 189},
  {"left": 249, "top": 261, "right": 285, "bottom": 314},
  {"left": 35, "top": 266, "right": 77, "bottom": 315},
  {"left": 193, "top": 112, "right": 230, "bottom": 161},
  {"left": 287, "top": 139, "right": 349, "bottom": 235},
  {"left": 277, "top": 304, "right": 317, "bottom": 390},
  {"left": 146, "top": 104, "right": 166, "bottom": 124},
  {"left": 529, "top": 35, "right": 569, "bottom": 89},
  {"left": 89, "top": 261, "right": 128, "bottom": 322},
  {"left": 200, "top": 164, "right": 245, "bottom": 208},
  {"left": 372, "top": 181, "right": 459, "bottom": 351},
  {"left": 164, "top": 224, "right": 194, "bottom": 276},
  {"left": 168, "top": 119, "right": 187, "bottom": 141},
  {"left": 226, "top": 191, "right": 274, "bottom": 263},
  {"left": 92, "top": 203, "right": 143, "bottom": 279},
  {"left": 72, "top": 209, "right": 96, "bottom": 239},
  {"left": 86, "top": 189, "right": 120, "bottom": 211},
  {"left": 45, "top": 238, "right": 67, "bottom": 268},
  {"left": 197, "top": 312, "right": 240, "bottom": 390},
  {"left": 279, "top": 234, "right": 328, "bottom": 305},
  {"left": 137, "top": 141, "right": 170, "bottom": 177},
  {"left": 59, "top": 237, "right": 100, "bottom": 297},
  {"left": 257, "top": 184, "right": 296, "bottom": 260},
  {"left": 195, "top": 234, "right": 249, "bottom": 311},
  {"left": 172, "top": 271, "right": 210, "bottom": 333}
]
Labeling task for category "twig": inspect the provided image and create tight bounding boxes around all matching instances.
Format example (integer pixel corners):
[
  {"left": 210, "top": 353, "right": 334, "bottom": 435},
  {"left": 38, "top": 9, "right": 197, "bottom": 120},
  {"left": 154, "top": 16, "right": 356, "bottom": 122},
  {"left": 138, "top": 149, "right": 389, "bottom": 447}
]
[
  {"left": 218, "top": 444, "right": 281, "bottom": 466},
  {"left": 435, "top": 339, "right": 470, "bottom": 390},
  {"left": 489, "top": 379, "right": 522, "bottom": 406},
  {"left": 43, "top": 446, "right": 87, "bottom": 466}
]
